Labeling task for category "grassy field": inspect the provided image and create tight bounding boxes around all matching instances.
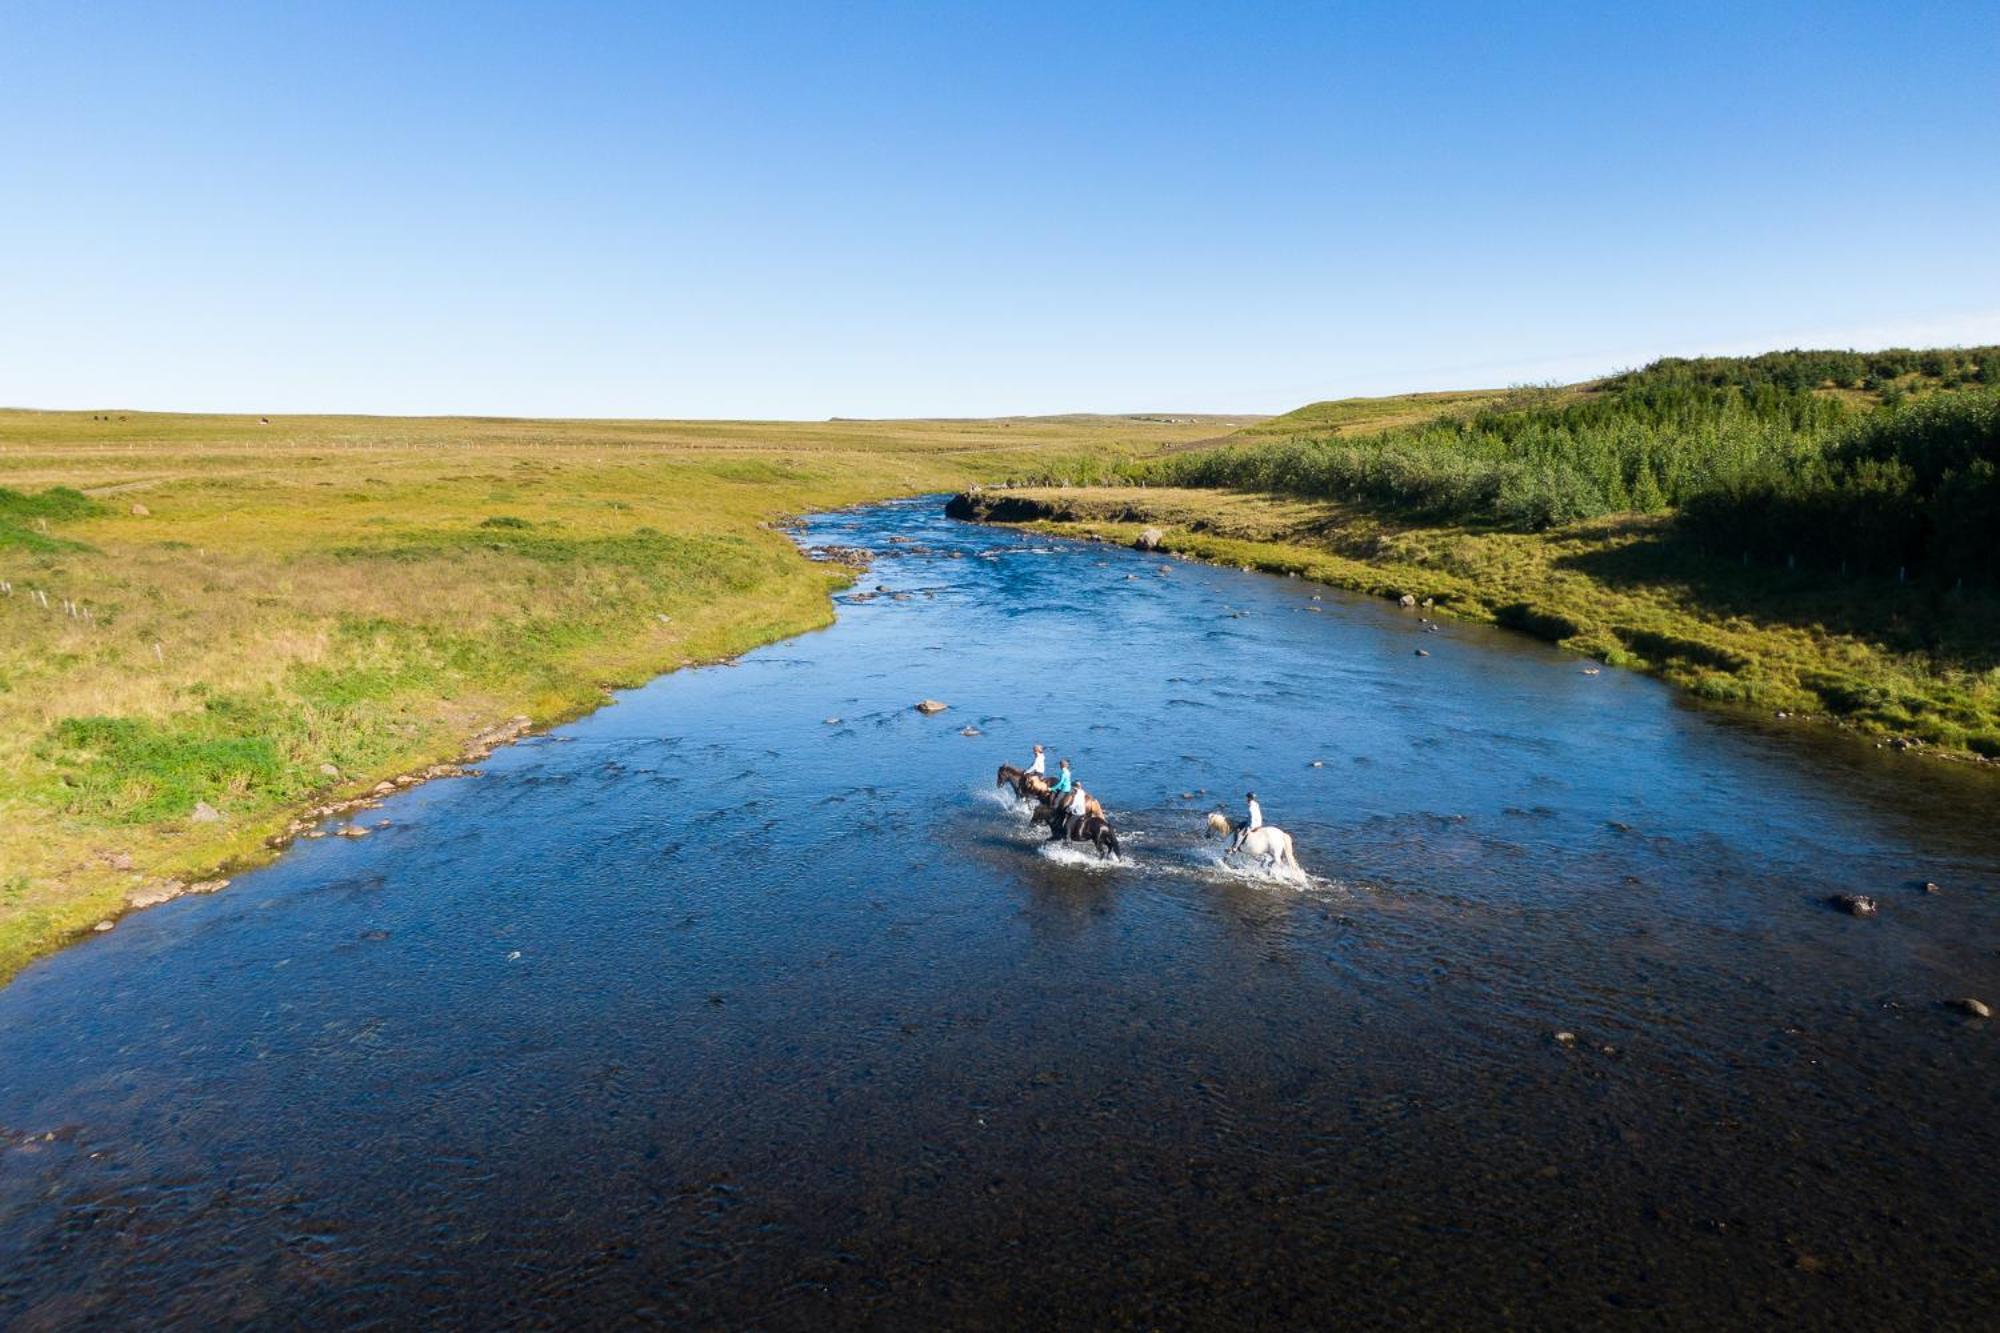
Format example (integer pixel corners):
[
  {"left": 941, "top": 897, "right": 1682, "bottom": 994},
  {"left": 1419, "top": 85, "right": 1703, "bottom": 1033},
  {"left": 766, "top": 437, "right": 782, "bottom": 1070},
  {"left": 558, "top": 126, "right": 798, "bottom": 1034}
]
[
  {"left": 952, "top": 486, "right": 2000, "bottom": 760},
  {"left": 0, "top": 408, "right": 1231, "bottom": 982}
]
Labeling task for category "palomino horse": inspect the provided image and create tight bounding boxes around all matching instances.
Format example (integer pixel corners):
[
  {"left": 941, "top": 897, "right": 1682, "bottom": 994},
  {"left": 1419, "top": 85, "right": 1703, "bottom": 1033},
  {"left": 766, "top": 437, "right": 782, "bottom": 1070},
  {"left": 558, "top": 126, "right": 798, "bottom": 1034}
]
[
  {"left": 995, "top": 764, "right": 1051, "bottom": 801},
  {"left": 997, "top": 765, "right": 1106, "bottom": 823},
  {"left": 1205, "top": 810, "right": 1302, "bottom": 874},
  {"left": 1033, "top": 801, "right": 1122, "bottom": 860}
]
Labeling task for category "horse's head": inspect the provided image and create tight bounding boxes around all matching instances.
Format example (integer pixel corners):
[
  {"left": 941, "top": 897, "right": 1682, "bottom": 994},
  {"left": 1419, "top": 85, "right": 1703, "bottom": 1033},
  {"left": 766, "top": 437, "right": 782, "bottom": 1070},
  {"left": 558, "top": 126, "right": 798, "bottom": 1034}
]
[{"left": 1204, "top": 810, "right": 1232, "bottom": 839}]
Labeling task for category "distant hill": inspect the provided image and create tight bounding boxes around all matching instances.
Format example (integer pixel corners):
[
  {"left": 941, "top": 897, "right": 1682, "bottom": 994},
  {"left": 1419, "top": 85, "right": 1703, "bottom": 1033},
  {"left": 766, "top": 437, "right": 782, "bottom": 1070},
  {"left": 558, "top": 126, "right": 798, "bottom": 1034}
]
[{"left": 1238, "top": 387, "right": 1529, "bottom": 438}]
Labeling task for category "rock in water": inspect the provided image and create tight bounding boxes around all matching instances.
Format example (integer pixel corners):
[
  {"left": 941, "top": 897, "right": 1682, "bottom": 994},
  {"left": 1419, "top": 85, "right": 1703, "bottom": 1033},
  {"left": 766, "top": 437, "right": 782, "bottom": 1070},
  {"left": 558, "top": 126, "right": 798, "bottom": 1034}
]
[
  {"left": 1831, "top": 894, "right": 1878, "bottom": 917},
  {"left": 914, "top": 699, "right": 948, "bottom": 715},
  {"left": 93, "top": 920, "right": 115, "bottom": 933},
  {"left": 960, "top": 725, "right": 981, "bottom": 737},
  {"left": 1414, "top": 649, "right": 1430, "bottom": 657},
  {"left": 1398, "top": 593, "right": 1417, "bottom": 608},
  {"left": 1135, "top": 526, "right": 1164, "bottom": 551},
  {"left": 1949, "top": 998, "right": 1991, "bottom": 1019}
]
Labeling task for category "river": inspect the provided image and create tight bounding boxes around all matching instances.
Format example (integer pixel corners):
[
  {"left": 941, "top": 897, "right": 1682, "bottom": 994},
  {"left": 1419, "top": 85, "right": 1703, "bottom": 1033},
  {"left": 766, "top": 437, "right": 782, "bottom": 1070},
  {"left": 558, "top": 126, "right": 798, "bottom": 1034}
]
[{"left": 2, "top": 495, "right": 1996, "bottom": 1327}]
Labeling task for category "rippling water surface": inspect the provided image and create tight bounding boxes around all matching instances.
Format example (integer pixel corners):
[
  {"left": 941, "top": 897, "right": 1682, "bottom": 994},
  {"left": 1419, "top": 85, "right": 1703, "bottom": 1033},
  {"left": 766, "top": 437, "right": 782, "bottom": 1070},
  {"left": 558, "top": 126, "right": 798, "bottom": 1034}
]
[{"left": 3, "top": 496, "right": 1997, "bottom": 1327}]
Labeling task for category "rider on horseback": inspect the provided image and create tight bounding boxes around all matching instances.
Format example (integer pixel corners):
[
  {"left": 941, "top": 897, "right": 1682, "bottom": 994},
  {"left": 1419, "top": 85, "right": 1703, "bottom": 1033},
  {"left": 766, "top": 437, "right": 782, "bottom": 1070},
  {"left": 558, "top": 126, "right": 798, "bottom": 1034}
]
[
  {"left": 1232, "top": 792, "right": 1264, "bottom": 851},
  {"left": 1052, "top": 759, "right": 1073, "bottom": 796},
  {"left": 1063, "top": 784, "right": 1092, "bottom": 840},
  {"left": 1026, "top": 744, "right": 1046, "bottom": 777}
]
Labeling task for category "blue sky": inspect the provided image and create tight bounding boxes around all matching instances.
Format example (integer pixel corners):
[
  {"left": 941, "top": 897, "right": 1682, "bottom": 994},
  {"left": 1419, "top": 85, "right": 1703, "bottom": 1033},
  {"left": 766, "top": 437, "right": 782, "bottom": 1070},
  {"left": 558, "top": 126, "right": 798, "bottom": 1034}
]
[{"left": 3, "top": 1, "right": 1996, "bottom": 417}]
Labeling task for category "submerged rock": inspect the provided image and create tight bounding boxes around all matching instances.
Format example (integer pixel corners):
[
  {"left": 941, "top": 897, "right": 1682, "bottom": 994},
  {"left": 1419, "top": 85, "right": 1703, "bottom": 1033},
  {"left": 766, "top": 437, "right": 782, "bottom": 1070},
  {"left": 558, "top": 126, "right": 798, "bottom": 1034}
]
[
  {"left": 1949, "top": 997, "right": 1991, "bottom": 1019},
  {"left": 960, "top": 725, "right": 982, "bottom": 737},
  {"left": 1831, "top": 894, "right": 1878, "bottom": 917}
]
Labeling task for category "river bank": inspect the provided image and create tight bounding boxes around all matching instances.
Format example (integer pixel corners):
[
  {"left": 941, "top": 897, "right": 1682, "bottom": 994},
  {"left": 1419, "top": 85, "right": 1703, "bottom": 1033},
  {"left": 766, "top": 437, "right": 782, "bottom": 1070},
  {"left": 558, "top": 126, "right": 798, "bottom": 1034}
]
[
  {"left": 947, "top": 486, "right": 2000, "bottom": 767},
  {"left": 0, "top": 409, "right": 1236, "bottom": 984}
]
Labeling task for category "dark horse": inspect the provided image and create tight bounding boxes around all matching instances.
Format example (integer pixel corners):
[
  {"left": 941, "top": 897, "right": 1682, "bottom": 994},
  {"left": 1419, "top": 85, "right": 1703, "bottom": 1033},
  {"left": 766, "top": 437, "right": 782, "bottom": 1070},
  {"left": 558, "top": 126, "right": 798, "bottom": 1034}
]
[{"left": 1031, "top": 800, "right": 1122, "bottom": 860}]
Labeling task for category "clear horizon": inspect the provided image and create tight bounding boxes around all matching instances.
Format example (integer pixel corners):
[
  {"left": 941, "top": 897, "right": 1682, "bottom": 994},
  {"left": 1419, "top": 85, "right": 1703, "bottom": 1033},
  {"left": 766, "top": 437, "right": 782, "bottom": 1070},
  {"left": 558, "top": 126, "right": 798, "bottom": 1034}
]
[{"left": 4, "top": 1, "right": 1996, "bottom": 418}]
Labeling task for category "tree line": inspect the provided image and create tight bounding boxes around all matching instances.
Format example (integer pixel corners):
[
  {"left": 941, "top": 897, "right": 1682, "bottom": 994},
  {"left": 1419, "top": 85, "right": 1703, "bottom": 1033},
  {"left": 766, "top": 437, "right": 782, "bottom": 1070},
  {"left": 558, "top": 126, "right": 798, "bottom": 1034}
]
[{"left": 1097, "top": 348, "right": 2000, "bottom": 585}]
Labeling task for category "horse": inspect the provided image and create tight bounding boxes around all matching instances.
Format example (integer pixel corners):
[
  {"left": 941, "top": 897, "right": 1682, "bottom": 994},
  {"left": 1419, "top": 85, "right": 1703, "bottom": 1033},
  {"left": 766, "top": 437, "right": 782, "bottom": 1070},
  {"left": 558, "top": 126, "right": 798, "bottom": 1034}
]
[
  {"left": 995, "top": 764, "right": 1051, "bottom": 800},
  {"left": 1205, "top": 810, "right": 1302, "bottom": 874},
  {"left": 1033, "top": 801, "right": 1122, "bottom": 859}
]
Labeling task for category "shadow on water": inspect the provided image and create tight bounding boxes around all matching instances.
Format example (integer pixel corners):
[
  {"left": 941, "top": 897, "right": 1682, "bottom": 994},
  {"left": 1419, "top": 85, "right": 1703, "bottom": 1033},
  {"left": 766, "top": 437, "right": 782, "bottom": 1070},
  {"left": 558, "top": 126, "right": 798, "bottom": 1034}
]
[{"left": 0, "top": 493, "right": 1996, "bottom": 1327}]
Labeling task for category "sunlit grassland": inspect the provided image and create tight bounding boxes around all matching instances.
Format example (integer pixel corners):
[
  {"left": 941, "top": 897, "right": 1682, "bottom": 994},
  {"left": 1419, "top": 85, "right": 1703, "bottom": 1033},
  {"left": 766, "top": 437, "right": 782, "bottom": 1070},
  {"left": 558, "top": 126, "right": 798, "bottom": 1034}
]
[
  {"left": 975, "top": 486, "right": 2000, "bottom": 759},
  {"left": 1236, "top": 387, "right": 1529, "bottom": 437},
  {"left": 0, "top": 408, "right": 1232, "bottom": 981}
]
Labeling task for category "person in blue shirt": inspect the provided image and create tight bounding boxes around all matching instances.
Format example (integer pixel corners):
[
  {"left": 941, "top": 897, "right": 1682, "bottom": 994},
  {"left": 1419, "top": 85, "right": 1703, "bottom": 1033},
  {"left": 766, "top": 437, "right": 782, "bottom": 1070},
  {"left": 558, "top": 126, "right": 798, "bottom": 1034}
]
[{"left": 1052, "top": 759, "right": 1074, "bottom": 795}]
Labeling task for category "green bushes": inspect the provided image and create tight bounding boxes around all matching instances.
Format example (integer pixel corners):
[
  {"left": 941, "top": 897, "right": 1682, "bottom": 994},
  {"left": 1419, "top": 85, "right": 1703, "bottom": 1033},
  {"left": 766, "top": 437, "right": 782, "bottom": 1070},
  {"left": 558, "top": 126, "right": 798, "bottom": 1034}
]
[
  {"left": 1127, "top": 349, "right": 2000, "bottom": 586},
  {"left": 1679, "top": 389, "right": 2000, "bottom": 585},
  {"left": 1141, "top": 369, "right": 1850, "bottom": 530}
]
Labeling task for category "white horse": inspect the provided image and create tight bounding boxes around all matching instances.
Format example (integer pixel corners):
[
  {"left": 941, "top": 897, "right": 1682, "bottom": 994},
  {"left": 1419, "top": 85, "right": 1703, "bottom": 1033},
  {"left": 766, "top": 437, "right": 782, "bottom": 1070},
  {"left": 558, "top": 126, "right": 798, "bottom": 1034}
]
[{"left": 1205, "top": 810, "right": 1302, "bottom": 874}]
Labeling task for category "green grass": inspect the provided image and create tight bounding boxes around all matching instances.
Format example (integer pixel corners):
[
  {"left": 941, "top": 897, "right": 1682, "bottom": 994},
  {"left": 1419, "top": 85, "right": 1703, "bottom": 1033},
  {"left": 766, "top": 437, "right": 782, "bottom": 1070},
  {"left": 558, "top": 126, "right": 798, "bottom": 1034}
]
[
  {"left": 1238, "top": 387, "right": 1527, "bottom": 437},
  {"left": 0, "top": 407, "right": 1232, "bottom": 983}
]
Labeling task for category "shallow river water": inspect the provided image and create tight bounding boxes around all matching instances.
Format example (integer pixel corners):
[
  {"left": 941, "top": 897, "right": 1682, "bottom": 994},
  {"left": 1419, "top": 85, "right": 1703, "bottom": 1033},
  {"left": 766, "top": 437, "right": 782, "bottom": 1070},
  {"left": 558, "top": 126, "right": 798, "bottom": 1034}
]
[{"left": 3, "top": 496, "right": 1998, "bottom": 1327}]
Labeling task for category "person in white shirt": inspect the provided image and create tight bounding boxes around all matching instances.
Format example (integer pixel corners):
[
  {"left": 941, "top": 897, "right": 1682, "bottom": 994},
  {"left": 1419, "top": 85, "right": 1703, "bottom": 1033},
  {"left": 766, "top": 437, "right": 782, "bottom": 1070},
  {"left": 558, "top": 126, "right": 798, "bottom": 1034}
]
[
  {"left": 1065, "top": 785, "right": 1091, "bottom": 838},
  {"left": 1026, "top": 744, "right": 1046, "bottom": 777},
  {"left": 1229, "top": 791, "right": 1263, "bottom": 852}
]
